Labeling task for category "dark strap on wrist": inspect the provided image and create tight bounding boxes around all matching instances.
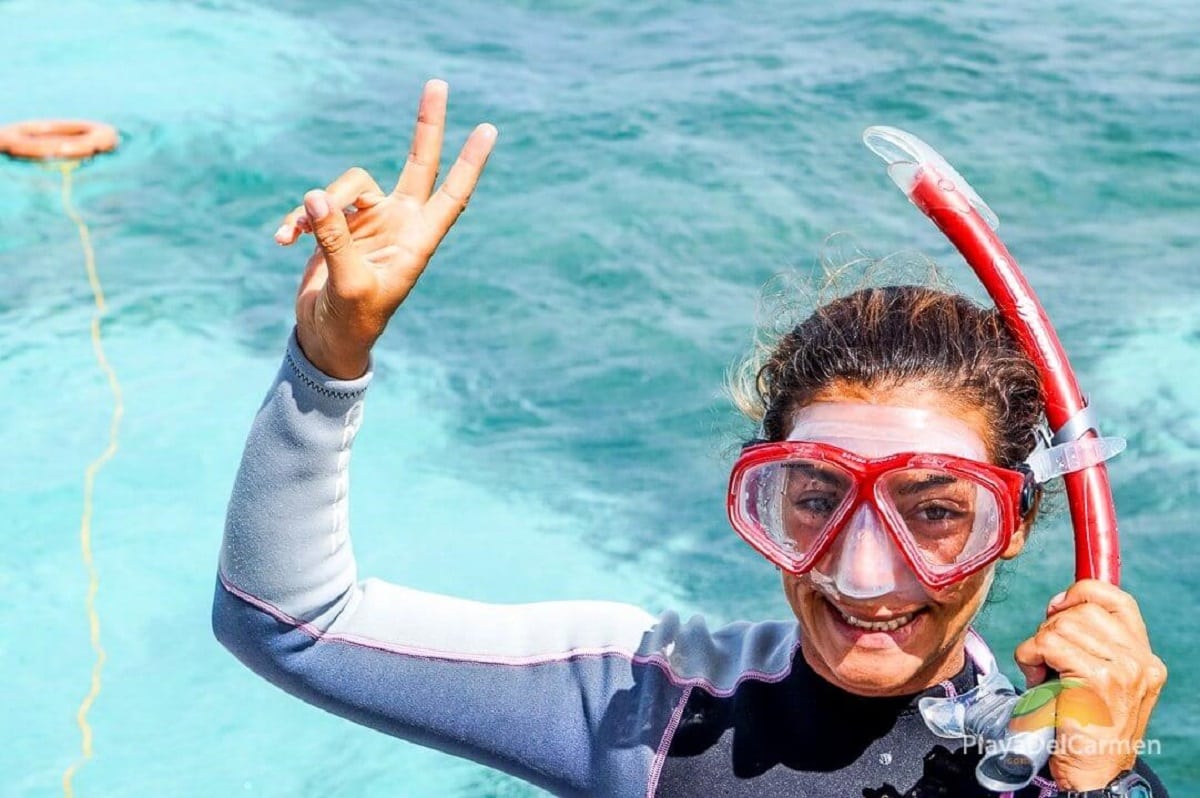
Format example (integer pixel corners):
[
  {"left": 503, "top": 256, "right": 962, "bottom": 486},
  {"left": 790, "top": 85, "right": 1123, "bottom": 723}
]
[{"left": 1062, "top": 769, "right": 1153, "bottom": 797}]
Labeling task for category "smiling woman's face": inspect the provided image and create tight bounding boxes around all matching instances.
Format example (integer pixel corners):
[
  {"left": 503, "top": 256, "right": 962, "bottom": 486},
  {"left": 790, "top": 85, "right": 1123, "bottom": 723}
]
[{"left": 781, "top": 382, "right": 1028, "bottom": 697}]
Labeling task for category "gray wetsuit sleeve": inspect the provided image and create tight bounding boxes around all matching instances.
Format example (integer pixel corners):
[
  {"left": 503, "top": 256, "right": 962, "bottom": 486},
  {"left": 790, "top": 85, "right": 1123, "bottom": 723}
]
[{"left": 211, "top": 332, "right": 802, "bottom": 797}]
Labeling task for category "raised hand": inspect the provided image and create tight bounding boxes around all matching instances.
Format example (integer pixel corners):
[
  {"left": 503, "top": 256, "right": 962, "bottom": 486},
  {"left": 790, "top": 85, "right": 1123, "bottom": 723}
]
[{"left": 276, "top": 79, "right": 497, "bottom": 379}]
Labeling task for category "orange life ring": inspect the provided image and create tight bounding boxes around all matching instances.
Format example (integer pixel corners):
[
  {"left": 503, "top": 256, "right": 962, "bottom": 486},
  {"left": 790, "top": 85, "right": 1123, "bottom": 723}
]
[{"left": 0, "top": 119, "right": 119, "bottom": 161}]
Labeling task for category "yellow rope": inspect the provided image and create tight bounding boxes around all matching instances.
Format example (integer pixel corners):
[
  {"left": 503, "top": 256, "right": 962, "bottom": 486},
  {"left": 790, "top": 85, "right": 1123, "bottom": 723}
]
[{"left": 54, "top": 160, "right": 123, "bottom": 798}]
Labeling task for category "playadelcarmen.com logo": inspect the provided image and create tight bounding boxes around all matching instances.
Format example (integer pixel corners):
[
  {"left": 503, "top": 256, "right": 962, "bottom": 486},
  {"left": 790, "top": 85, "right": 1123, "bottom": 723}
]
[{"left": 963, "top": 679, "right": 1162, "bottom": 758}]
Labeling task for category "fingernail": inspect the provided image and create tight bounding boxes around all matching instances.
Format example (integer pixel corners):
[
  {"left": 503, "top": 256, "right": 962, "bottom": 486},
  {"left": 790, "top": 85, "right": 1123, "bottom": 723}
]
[
  {"left": 273, "top": 224, "right": 290, "bottom": 242},
  {"left": 304, "top": 191, "right": 330, "bottom": 221},
  {"left": 480, "top": 123, "right": 498, "bottom": 140},
  {"left": 1047, "top": 591, "right": 1067, "bottom": 611}
]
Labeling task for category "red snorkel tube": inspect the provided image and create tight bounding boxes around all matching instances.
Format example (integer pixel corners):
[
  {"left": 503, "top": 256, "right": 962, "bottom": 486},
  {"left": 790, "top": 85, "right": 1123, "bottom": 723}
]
[{"left": 863, "top": 127, "right": 1120, "bottom": 585}]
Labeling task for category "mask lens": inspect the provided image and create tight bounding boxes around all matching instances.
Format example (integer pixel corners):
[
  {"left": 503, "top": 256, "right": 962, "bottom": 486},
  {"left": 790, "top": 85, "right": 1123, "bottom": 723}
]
[
  {"left": 878, "top": 467, "right": 1001, "bottom": 571},
  {"left": 741, "top": 458, "right": 855, "bottom": 559}
]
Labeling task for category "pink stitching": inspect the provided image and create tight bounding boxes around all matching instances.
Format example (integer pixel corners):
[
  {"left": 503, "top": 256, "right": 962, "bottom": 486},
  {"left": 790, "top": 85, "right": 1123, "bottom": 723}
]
[
  {"left": 218, "top": 573, "right": 800, "bottom": 694},
  {"left": 645, "top": 685, "right": 691, "bottom": 797},
  {"left": 632, "top": 641, "right": 801, "bottom": 697},
  {"left": 220, "top": 573, "right": 642, "bottom": 665},
  {"left": 1033, "top": 774, "right": 1059, "bottom": 795},
  {"left": 221, "top": 574, "right": 328, "bottom": 636},
  {"left": 939, "top": 678, "right": 957, "bottom": 698}
]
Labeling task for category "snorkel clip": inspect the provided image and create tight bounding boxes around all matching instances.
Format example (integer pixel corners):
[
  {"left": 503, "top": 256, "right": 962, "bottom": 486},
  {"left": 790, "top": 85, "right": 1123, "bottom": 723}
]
[{"left": 1049, "top": 401, "right": 1100, "bottom": 446}]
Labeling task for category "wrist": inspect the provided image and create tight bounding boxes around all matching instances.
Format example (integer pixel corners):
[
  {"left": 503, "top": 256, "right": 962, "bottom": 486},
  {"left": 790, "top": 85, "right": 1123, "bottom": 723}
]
[{"left": 295, "top": 326, "right": 371, "bottom": 380}]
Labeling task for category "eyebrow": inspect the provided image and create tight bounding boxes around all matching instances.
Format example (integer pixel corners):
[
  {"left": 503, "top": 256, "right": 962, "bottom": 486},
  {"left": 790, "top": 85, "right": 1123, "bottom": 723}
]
[
  {"left": 783, "top": 463, "right": 848, "bottom": 489},
  {"left": 893, "top": 473, "right": 961, "bottom": 496}
]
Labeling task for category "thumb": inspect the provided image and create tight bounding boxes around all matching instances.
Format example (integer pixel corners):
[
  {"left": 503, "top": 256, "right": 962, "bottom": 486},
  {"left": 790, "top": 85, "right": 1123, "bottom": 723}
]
[
  {"left": 1018, "top": 661, "right": 1050, "bottom": 691},
  {"left": 304, "top": 190, "right": 357, "bottom": 286},
  {"left": 1015, "top": 637, "right": 1050, "bottom": 689}
]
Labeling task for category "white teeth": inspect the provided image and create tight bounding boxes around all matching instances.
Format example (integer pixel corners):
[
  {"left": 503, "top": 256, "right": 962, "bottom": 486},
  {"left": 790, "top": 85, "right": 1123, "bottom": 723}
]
[{"left": 836, "top": 607, "right": 915, "bottom": 632}]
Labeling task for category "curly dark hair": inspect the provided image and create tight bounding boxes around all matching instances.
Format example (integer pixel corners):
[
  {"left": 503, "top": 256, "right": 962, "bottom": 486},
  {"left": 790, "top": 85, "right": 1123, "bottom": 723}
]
[{"left": 736, "top": 285, "right": 1045, "bottom": 474}]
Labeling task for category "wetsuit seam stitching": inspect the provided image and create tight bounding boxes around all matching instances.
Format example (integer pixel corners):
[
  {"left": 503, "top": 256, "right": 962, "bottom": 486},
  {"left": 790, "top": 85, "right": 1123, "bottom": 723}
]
[
  {"left": 218, "top": 574, "right": 804, "bottom": 694},
  {"left": 646, "top": 685, "right": 692, "bottom": 797},
  {"left": 679, "top": 637, "right": 803, "bottom": 698},
  {"left": 219, "top": 571, "right": 663, "bottom": 667},
  {"left": 285, "top": 349, "right": 367, "bottom": 400}
]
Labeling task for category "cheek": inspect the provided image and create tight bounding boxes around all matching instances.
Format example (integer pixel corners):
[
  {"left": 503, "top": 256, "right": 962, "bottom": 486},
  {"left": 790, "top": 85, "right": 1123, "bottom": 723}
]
[
  {"left": 928, "top": 568, "right": 995, "bottom": 624},
  {"left": 781, "top": 574, "right": 811, "bottom": 616}
]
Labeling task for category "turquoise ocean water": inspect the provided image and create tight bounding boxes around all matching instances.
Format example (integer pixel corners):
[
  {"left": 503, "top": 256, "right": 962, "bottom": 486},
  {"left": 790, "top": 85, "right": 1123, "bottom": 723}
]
[{"left": 2, "top": 1, "right": 1196, "bottom": 794}]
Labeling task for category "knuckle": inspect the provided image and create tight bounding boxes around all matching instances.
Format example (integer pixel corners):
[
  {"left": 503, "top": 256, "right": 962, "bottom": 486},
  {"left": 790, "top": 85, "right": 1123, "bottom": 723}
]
[
  {"left": 1144, "top": 657, "right": 1168, "bottom": 688},
  {"left": 1037, "top": 628, "right": 1064, "bottom": 649},
  {"left": 407, "top": 151, "right": 433, "bottom": 168},
  {"left": 1014, "top": 638, "right": 1038, "bottom": 663},
  {"left": 1052, "top": 614, "right": 1079, "bottom": 636},
  {"left": 345, "top": 166, "right": 370, "bottom": 182},
  {"left": 315, "top": 226, "right": 349, "bottom": 253}
]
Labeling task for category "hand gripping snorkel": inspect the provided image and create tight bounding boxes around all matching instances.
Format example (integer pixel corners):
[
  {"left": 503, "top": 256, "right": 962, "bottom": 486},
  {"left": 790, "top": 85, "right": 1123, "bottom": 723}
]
[{"left": 863, "top": 126, "right": 1125, "bottom": 792}]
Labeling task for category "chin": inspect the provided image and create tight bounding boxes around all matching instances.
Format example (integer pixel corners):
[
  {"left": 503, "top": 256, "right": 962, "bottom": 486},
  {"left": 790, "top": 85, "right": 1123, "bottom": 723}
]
[{"left": 818, "top": 646, "right": 928, "bottom": 696}]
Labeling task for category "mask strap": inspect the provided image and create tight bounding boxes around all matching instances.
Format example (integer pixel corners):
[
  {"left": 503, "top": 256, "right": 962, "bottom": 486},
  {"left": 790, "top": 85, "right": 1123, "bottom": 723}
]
[{"left": 741, "top": 435, "right": 767, "bottom": 451}]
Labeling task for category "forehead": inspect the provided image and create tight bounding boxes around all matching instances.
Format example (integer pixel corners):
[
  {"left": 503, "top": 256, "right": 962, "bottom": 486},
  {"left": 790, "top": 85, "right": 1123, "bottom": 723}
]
[{"left": 787, "top": 401, "right": 990, "bottom": 461}]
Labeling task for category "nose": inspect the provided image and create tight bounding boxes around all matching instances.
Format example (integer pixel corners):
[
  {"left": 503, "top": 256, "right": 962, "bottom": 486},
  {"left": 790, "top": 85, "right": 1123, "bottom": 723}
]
[{"left": 814, "top": 505, "right": 910, "bottom": 599}]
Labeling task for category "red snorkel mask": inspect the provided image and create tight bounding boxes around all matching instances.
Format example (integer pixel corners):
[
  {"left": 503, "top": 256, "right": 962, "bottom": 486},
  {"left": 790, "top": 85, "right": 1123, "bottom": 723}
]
[{"left": 861, "top": 126, "right": 1122, "bottom": 586}]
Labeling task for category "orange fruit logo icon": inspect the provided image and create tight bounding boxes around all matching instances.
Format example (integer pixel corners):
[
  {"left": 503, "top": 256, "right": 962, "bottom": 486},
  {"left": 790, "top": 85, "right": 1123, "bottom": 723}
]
[{"left": 1007, "top": 679, "right": 1112, "bottom": 733}]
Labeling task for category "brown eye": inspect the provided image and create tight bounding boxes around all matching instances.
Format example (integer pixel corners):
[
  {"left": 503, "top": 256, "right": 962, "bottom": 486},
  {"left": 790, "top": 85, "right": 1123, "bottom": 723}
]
[
  {"left": 793, "top": 495, "right": 839, "bottom": 516},
  {"left": 916, "top": 504, "right": 964, "bottom": 523}
]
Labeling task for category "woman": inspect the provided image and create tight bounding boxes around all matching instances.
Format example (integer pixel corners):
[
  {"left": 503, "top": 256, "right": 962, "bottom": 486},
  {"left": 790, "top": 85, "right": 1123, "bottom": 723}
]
[{"left": 213, "top": 80, "right": 1168, "bottom": 797}]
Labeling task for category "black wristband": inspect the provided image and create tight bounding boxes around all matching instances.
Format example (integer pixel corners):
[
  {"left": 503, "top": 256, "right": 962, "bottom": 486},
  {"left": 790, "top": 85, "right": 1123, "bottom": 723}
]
[{"left": 1061, "top": 770, "right": 1153, "bottom": 797}]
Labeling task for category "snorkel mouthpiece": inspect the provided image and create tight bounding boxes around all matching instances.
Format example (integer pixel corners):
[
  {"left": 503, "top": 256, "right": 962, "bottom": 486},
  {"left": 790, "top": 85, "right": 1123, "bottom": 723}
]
[
  {"left": 919, "top": 671, "right": 1054, "bottom": 792},
  {"left": 863, "top": 126, "right": 1000, "bottom": 230}
]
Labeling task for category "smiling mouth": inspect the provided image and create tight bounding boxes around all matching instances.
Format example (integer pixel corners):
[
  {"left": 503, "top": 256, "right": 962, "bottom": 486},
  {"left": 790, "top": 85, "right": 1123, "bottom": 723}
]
[{"left": 826, "top": 598, "right": 927, "bottom": 632}]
